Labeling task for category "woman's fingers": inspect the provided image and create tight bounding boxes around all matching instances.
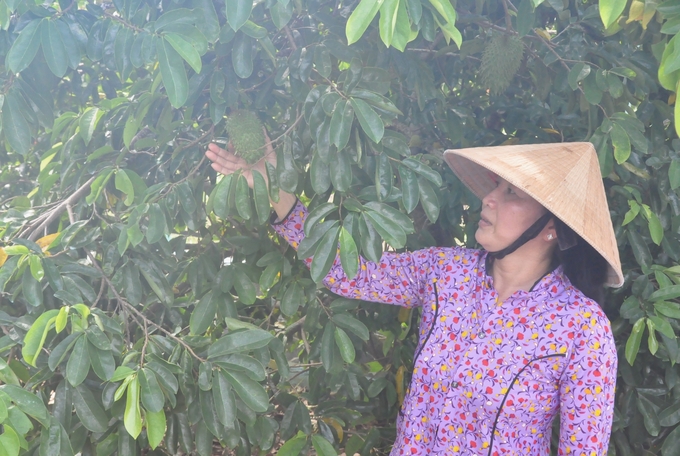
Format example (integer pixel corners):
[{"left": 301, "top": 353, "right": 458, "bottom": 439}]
[{"left": 205, "top": 143, "right": 249, "bottom": 174}]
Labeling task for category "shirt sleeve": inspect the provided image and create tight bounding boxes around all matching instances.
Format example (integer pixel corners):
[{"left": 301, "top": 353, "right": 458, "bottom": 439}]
[
  {"left": 558, "top": 305, "right": 617, "bottom": 456},
  {"left": 271, "top": 199, "right": 433, "bottom": 308}
]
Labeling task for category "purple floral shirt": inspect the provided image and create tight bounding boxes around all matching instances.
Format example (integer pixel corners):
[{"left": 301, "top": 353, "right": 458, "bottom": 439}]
[{"left": 273, "top": 201, "right": 617, "bottom": 456}]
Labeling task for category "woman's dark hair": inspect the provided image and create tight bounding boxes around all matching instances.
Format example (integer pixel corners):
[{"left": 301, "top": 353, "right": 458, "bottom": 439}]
[{"left": 554, "top": 221, "right": 608, "bottom": 305}]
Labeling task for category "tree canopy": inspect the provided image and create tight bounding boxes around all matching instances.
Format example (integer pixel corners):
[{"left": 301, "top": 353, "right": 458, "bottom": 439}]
[{"left": 0, "top": 0, "right": 680, "bottom": 453}]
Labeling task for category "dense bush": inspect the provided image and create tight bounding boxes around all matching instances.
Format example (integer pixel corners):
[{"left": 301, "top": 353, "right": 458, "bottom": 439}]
[{"left": 1, "top": 0, "right": 680, "bottom": 453}]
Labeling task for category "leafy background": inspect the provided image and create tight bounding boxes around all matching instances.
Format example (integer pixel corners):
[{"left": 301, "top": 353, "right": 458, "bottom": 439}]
[{"left": 0, "top": 0, "right": 680, "bottom": 453}]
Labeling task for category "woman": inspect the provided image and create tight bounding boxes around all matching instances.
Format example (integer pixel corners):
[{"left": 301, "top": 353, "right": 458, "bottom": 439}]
[{"left": 206, "top": 141, "right": 621, "bottom": 455}]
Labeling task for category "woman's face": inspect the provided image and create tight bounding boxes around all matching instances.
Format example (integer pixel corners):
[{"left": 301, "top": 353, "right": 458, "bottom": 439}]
[{"left": 475, "top": 177, "right": 549, "bottom": 252}]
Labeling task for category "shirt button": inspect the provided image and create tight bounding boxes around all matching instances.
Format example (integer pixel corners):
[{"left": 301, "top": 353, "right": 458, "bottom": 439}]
[
  {"left": 478, "top": 332, "right": 486, "bottom": 339},
  {"left": 452, "top": 381, "right": 459, "bottom": 388}
]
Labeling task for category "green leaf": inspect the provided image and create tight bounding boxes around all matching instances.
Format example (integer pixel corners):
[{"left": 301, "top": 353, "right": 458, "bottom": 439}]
[
  {"left": 646, "top": 211, "right": 664, "bottom": 245},
  {"left": 330, "top": 100, "right": 354, "bottom": 150},
  {"left": 280, "top": 281, "right": 304, "bottom": 316},
  {"left": 0, "top": 385, "right": 49, "bottom": 426},
  {"left": 320, "top": 322, "right": 336, "bottom": 371},
  {"left": 649, "top": 315, "right": 675, "bottom": 339},
  {"left": 350, "top": 98, "right": 384, "bottom": 143},
  {"left": 364, "top": 210, "right": 406, "bottom": 249},
  {"left": 310, "top": 224, "right": 341, "bottom": 283},
  {"left": 252, "top": 170, "right": 271, "bottom": 225},
  {"left": 610, "top": 123, "right": 631, "bottom": 164},
  {"left": 401, "top": 157, "right": 442, "bottom": 187},
  {"left": 233, "top": 267, "right": 256, "bottom": 305},
  {"left": 223, "top": 370, "right": 269, "bottom": 412},
  {"left": 625, "top": 317, "right": 645, "bottom": 365},
  {"left": 568, "top": 63, "right": 590, "bottom": 90},
  {"left": 41, "top": 19, "right": 67, "bottom": 78},
  {"left": 655, "top": 301, "right": 680, "bottom": 319},
  {"left": 111, "top": 366, "right": 136, "bottom": 382},
  {"left": 21, "top": 267, "right": 42, "bottom": 308},
  {"left": 212, "top": 353, "right": 265, "bottom": 381},
  {"left": 66, "top": 335, "right": 90, "bottom": 386},
  {"left": 226, "top": 0, "right": 253, "bottom": 31},
  {"left": 346, "top": 0, "right": 385, "bottom": 45},
  {"left": 330, "top": 150, "right": 352, "bottom": 193},
  {"left": 139, "top": 368, "right": 165, "bottom": 413},
  {"left": 47, "top": 332, "right": 78, "bottom": 372},
  {"left": 157, "top": 36, "right": 188, "bottom": 108},
  {"left": 599, "top": 0, "right": 626, "bottom": 28},
  {"left": 379, "top": 0, "right": 399, "bottom": 47},
  {"left": 208, "top": 329, "right": 274, "bottom": 358},
  {"left": 304, "top": 203, "right": 337, "bottom": 236},
  {"left": 516, "top": 0, "right": 535, "bottom": 36},
  {"left": 334, "top": 327, "right": 355, "bottom": 363},
  {"left": 650, "top": 284, "right": 680, "bottom": 301},
  {"left": 670, "top": 159, "right": 680, "bottom": 190},
  {"left": 638, "top": 391, "right": 661, "bottom": 436},
  {"left": 211, "top": 174, "right": 232, "bottom": 219},
  {"left": 375, "top": 153, "right": 393, "bottom": 200},
  {"left": 6, "top": 19, "right": 41, "bottom": 73},
  {"left": 212, "top": 370, "right": 236, "bottom": 426},
  {"left": 312, "top": 435, "right": 338, "bottom": 456},
  {"left": 197, "top": 0, "right": 221, "bottom": 41},
  {"left": 232, "top": 32, "right": 253, "bottom": 78},
  {"left": 79, "top": 107, "right": 102, "bottom": 145},
  {"left": 278, "top": 432, "right": 308, "bottom": 456},
  {"left": 145, "top": 410, "right": 166, "bottom": 450},
  {"left": 0, "top": 425, "right": 19, "bottom": 456},
  {"left": 398, "top": 165, "right": 419, "bottom": 213},
  {"left": 331, "top": 313, "right": 370, "bottom": 340},
  {"left": 235, "top": 173, "right": 252, "bottom": 220},
  {"left": 22, "top": 309, "right": 59, "bottom": 366},
  {"left": 310, "top": 151, "right": 331, "bottom": 195},
  {"left": 627, "top": 229, "right": 652, "bottom": 272},
  {"left": 339, "top": 227, "right": 359, "bottom": 280},
  {"left": 164, "top": 33, "right": 202, "bottom": 74},
  {"left": 146, "top": 203, "right": 166, "bottom": 244},
  {"left": 88, "top": 343, "right": 115, "bottom": 382},
  {"left": 3, "top": 91, "right": 31, "bottom": 156},
  {"left": 662, "top": 424, "right": 680, "bottom": 456},
  {"left": 190, "top": 290, "right": 217, "bottom": 335},
  {"left": 124, "top": 377, "right": 142, "bottom": 439},
  {"left": 115, "top": 169, "right": 135, "bottom": 206},
  {"left": 358, "top": 213, "right": 382, "bottom": 263},
  {"left": 72, "top": 384, "right": 109, "bottom": 433}
]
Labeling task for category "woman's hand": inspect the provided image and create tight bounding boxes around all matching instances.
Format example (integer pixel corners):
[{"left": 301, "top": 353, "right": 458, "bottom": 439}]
[
  {"left": 205, "top": 132, "right": 297, "bottom": 219},
  {"left": 205, "top": 131, "right": 276, "bottom": 189}
]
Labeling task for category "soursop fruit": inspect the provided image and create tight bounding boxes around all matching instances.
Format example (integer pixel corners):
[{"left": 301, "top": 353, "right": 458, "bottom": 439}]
[
  {"left": 480, "top": 34, "right": 524, "bottom": 95},
  {"left": 225, "top": 110, "right": 266, "bottom": 164}
]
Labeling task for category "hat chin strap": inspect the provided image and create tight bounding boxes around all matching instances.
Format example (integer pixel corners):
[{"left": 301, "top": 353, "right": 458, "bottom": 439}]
[{"left": 487, "top": 212, "right": 553, "bottom": 260}]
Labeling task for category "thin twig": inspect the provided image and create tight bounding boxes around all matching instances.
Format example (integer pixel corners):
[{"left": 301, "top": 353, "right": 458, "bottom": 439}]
[
  {"left": 22, "top": 176, "right": 97, "bottom": 241},
  {"left": 140, "top": 318, "right": 149, "bottom": 366},
  {"left": 300, "top": 328, "right": 311, "bottom": 355},
  {"left": 92, "top": 278, "right": 106, "bottom": 309},
  {"left": 500, "top": 0, "right": 513, "bottom": 31},
  {"left": 284, "top": 316, "right": 306, "bottom": 335},
  {"left": 284, "top": 26, "right": 298, "bottom": 51},
  {"left": 66, "top": 203, "right": 75, "bottom": 224}
]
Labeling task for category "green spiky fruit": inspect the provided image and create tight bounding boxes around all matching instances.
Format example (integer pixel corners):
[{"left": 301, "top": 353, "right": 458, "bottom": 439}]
[
  {"left": 225, "top": 110, "right": 266, "bottom": 164},
  {"left": 480, "top": 34, "right": 524, "bottom": 95}
]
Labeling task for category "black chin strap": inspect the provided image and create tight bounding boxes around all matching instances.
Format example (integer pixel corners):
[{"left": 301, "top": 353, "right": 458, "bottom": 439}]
[{"left": 487, "top": 212, "right": 553, "bottom": 260}]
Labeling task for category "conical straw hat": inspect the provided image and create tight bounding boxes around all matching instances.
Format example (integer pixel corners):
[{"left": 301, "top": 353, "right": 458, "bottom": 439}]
[{"left": 443, "top": 142, "right": 623, "bottom": 288}]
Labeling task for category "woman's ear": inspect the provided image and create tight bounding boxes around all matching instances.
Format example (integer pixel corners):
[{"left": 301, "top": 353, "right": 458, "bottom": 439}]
[{"left": 544, "top": 220, "right": 557, "bottom": 242}]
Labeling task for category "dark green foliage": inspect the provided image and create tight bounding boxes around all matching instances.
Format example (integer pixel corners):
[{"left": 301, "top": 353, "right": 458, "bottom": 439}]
[{"left": 0, "top": 0, "right": 679, "bottom": 453}]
